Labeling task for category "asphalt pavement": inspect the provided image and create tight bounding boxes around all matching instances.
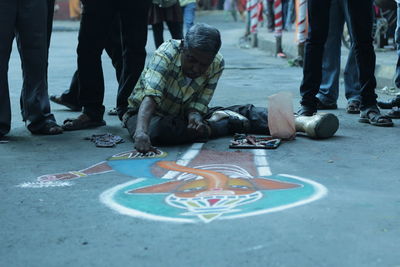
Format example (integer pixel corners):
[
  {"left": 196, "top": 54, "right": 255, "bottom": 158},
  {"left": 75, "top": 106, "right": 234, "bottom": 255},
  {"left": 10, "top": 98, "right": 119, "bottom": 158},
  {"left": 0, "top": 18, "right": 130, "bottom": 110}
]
[{"left": 1, "top": 11, "right": 399, "bottom": 267}]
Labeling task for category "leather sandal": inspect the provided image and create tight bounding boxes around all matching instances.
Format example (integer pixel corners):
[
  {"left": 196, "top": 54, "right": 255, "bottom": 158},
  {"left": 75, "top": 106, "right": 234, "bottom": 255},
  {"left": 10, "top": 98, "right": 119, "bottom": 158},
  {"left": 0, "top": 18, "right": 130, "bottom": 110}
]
[{"left": 359, "top": 107, "right": 393, "bottom": 127}]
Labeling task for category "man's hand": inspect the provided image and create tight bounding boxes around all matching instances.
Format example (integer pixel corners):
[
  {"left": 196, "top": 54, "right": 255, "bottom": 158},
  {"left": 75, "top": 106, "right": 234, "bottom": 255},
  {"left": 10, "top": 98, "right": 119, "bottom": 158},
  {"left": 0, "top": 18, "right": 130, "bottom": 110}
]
[
  {"left": 187, "top": 112, "right": 209, "bottom": 137},
  {"left": 134, "top": 130, "right": 153, "bottom": 154}
]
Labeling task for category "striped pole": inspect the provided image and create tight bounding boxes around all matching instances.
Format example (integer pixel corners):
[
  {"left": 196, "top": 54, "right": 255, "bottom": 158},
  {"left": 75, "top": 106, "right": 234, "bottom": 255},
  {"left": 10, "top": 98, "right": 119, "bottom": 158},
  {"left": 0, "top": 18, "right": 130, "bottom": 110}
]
[
  {"left": 247, "top": 0, "right": 263, "bottom": 33},
  {"left": 295, "top": 0, "right": 308, "bottom": 44},
  {"left": 274, "top": 0, "right": 286, "bottom": 57},
  {"left": 273, "top": 0, "right": 283, "bottom": 37}
]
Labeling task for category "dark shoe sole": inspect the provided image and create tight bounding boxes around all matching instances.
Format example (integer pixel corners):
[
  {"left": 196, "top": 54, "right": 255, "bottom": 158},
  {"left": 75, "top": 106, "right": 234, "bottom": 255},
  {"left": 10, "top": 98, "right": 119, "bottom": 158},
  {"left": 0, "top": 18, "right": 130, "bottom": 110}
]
[
  {"left": 50, "top": 95, "right": 82, "bottom": 112},
  {"left": 297, "top": 106, "right": 317, "bottom": 116},
  {"left": 316, "top": 100, "right": 338, "bottom": 110},
  {"left": 313, "top": 113, "right": 339, "bottom": 138}
]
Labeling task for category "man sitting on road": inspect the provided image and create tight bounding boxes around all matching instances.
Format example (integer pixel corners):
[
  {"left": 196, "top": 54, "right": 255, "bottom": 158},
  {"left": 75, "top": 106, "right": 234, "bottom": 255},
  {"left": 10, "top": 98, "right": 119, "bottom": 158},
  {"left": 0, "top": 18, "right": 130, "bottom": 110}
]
[{"left": 124, "top": 23, "right": 338, "bottom": 153}]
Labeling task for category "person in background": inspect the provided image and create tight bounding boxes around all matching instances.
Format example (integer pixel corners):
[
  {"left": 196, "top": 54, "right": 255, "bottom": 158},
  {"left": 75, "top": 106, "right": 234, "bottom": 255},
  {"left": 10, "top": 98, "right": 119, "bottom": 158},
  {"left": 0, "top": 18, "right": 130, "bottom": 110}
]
[
  {"left": 180, "top": 0, "right": 197, "bottom": 33},
  {"left": 265, "top": 0, "right": 275, "bottom": 32},
  {"left": 316, "top": 0, "right": 361, "bottom": 114},
  {"left": 49, "top": 17, "right": 123, "bottom": 115},
  {"left": 149, "top": 1, "right": 184, "bottom": 49},
  {"left": 298, "top": 0, "right": 393, "bottom": 127},
  {"left": 0, "top": 0, "right": 63, "bottom": 138},
  {"left": 61, "top": 0, "right": 150, "bottom": 130},
  {"left": 377, "top": 0, "right": 400, "bottom": 118}
]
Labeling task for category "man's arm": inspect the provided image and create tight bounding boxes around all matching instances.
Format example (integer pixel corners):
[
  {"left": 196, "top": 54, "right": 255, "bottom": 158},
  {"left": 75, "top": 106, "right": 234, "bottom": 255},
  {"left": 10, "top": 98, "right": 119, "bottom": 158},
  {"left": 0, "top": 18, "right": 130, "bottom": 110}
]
[
  {"left": 187, "top": 109, "right": 209, "bottom": 138},
  {"left": 134, "top": 96, "right": 156, "bottom": 153}
]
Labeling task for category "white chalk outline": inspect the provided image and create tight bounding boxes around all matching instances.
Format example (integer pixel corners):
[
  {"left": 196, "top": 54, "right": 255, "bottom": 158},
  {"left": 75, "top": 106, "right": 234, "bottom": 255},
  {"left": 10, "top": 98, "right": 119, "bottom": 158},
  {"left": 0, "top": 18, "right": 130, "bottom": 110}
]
[{"left": 99, "top": 142, "right": 327, "bottom": 223}]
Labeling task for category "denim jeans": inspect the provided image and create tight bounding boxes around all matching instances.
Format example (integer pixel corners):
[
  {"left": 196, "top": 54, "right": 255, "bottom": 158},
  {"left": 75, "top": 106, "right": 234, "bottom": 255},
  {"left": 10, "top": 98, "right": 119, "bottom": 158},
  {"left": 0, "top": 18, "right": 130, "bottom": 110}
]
[
  {"left": 300, "top": 0, "right": 377, "bottom": 111},
  {"left": 317, "top": 0, "right": 360, "bottom": 105},
  {"left": 182, "top": 2, "right": 196, "bottom": 34}
]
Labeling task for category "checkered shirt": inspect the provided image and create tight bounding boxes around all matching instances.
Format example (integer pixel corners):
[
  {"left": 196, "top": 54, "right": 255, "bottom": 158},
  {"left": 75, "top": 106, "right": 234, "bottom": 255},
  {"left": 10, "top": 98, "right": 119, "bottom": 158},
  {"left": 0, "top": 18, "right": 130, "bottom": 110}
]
[{"left": 126, "top": 39, "right": 224, "bottom": 119}]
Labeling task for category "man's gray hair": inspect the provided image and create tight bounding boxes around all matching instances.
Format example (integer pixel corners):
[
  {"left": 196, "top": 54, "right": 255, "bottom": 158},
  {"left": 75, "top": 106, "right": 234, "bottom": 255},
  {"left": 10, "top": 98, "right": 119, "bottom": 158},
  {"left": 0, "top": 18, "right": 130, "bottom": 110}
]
[{"left": 183, "top": 23, "right": 221, "bottom": 55}]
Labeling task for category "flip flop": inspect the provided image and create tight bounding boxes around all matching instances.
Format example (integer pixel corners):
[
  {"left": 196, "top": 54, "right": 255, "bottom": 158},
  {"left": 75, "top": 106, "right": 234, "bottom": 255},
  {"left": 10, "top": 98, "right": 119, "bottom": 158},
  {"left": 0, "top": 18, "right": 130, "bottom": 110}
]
[
  {"left": 63, "top": 116, "right": 106, "bottom": 131},
  {"left": 30, "top": 121, "right": 63, "bottom": 135},
  {"left": 359, "top": 108, "right": 393, "bottom": 127}
]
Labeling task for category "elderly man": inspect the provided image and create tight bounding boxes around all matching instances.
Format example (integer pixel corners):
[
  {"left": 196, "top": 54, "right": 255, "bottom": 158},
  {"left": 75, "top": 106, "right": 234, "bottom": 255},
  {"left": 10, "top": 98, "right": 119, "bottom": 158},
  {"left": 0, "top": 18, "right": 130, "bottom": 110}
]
[{"left": 123, "top": 23, "right": 339, "bottom": 153}]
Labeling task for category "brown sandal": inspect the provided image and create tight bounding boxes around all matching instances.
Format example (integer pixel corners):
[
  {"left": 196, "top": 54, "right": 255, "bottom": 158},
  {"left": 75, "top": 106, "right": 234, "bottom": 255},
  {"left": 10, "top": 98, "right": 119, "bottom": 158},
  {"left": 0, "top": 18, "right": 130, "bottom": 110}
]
[{"left": 62, "top": 114, "right": 106, "bottom": 131}]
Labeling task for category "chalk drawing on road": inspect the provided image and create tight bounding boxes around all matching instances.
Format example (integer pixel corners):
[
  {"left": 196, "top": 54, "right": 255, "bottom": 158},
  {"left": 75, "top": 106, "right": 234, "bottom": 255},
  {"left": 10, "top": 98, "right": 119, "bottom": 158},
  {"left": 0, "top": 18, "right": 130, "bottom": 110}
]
[
  {"left": 18, "top": 149, "right": 168, "bottom": 188},
  {"left": 20, "top": 143, "right": 326, "bottom": 222},
  {"left": 100, "top": 144, "right": 327, "bottom": 223}
]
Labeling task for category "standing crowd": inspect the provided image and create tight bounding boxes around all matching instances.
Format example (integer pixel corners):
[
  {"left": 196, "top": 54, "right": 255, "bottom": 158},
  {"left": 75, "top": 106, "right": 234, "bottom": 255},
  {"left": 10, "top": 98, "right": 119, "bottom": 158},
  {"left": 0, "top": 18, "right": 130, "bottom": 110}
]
[{"left": 1, "top": 0, "right": 399, "bottom": 150}]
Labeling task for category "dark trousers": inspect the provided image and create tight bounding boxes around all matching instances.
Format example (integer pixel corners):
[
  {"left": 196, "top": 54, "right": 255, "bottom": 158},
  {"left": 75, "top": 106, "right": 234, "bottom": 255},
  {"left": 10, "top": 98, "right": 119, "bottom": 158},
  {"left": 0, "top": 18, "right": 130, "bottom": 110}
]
[
  {"left": 152, "top": 21, "right": 183, "bottom": 49},
  {"left": 60, "top": 17, "right": 123, "bottom": 107},
  {"left": 266, "top": 0, "right": 274, "bottom": 30},
  {"left": 0, "top": 0, "right": 55, "bottom": 135},
  {"left": 77, "top": 0, "right": 150, "bottom": 121},
  {"left": 126, "top": 104, "right": 269, "bottom": 146},
  {"left": 300, "top": 0, "right": 377, "bottom": 110}
]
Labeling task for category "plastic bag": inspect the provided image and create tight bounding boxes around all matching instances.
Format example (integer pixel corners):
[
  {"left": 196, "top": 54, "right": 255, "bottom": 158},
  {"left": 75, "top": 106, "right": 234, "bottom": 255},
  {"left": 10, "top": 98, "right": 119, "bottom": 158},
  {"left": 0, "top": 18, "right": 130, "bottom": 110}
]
[{"left": 267, "top": 92, "right": 296, "bottom": 140}]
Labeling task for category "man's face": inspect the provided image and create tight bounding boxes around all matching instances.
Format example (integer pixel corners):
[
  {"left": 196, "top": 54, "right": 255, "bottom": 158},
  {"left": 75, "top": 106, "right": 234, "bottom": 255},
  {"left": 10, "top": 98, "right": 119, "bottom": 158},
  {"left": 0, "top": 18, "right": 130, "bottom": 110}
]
[{"left": 181, "top": 47, "right": 215, "bottom": 79}]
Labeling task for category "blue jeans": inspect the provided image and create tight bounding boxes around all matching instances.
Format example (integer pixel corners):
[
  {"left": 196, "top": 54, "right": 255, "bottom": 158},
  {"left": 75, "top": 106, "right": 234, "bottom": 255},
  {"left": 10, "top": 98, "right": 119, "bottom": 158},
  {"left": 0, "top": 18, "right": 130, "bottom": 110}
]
[
  {"left": 182, "top": 2, "right": 196, "bottom": 34},
  {"left": 300, "top": 0, "right": 377, "bottom": 111},
  {"left": 395, "top": 3, "right": 400, "bottom": 89},
  {"left": 317, "top": 0, "right": 360, "bottom": 105}
]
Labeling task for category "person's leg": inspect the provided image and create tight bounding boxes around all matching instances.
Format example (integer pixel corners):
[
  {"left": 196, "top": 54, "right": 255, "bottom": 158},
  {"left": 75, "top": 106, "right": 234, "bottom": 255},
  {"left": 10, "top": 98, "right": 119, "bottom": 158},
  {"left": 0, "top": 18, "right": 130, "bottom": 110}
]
[
  {"left": 267, "top": 0, "right": 275, "bottom": 31},
  {"left": 183, "top": 3, "right": 196, "bottom": 33},
  {"left": 166, "top": 21, "right": 184, "bottom": 40},
  {"left": 317, "top": 0, "right": 344, "bottom": 107},
  {"left": 153, "top": 23, "right": 165, "bottom": 49},
  {"left": 376, "top": 2, "right": 400, "bottom": 111},
  {"left": 126, "top": 114, "right": 203, "bottom": 145},
  {"left": 77, "top": 0, "right": 116, "bottom": 122},
  {"left": 343, "top": 47, "right": 361, "bottom": 104},
  {"left": 117, "top": 0, "right": 150, "bottom": 119},
  {"left": 104, "top": 15, "right": 123, "bottom": 83},
  {"left": 47, "top": 0, "right": 55, "bottom": 50},
  {"left": 284, "top": 0, "right": 294, "bottom": 31},
  {"left": 17, "top": 0, "right": 60, "bottom": 133},
  {"left": 348, "top": 0, "right": 392, "bottom": 126},
  {"left": 207, "top": 104, "right": 269, "bottom": 136},
  {"left": 0, "top": 0, "right": 16, "bottom": 137},
  {"left": 346, "top": 0, "right": 376, "bottom": 110},
  {"left": 341, "top": 0, "right": 360, "bottom": 106},
  {"left": 50, "top": 70, "right": 81, "bottom": 110},
  {"left": 299, "top": 0, "right": 332, "bottom": 115},
  {"left": 282, "top": 0, "right": 289, "bottom": 29}
]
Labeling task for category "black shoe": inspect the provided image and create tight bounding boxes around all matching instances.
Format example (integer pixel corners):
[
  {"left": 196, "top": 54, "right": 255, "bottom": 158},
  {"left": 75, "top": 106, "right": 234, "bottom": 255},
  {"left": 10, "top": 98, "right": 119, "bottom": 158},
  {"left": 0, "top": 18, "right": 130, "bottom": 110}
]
[
  {"left": 297, "top": 105, "right": 317, "bottom": 116},
  {"left": 386, "top": 107, "right": 400, "bottom": 119},
  {"left": 50, "top": 95, "right": 82, "bottom": 111},
  {"left": 377, "top": 96, "right": 400, "bottom": 109},
  {"left": 316, "top": 99, "right": 338, "bottom": 110}
]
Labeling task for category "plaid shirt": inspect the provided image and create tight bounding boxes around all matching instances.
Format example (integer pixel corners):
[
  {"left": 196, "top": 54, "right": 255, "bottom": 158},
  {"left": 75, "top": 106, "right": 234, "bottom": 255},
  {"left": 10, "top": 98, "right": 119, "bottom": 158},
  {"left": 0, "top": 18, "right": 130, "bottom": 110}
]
[{"left": 126, "top": 40, "right": 224, "bottom": 119}]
